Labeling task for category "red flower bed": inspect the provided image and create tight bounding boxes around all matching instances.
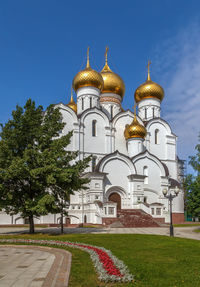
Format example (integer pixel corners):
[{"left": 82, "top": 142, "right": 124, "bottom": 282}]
[{"left": 75, "top": 243, "right": 123, "bottom": 277}]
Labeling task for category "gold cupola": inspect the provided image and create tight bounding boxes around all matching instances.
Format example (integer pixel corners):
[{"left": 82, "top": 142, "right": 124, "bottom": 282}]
[
  {"left": 134, "top": 61, "right": 164, "bottom": 103},
  {"left": 124, "top": 105, "right": 147, "bottom": 140},
  {"left": 67, "top": 87, "right": 77, "bottom": 113},
  {"left": 100, "top": 47, "right": 125, "bottom": 99},
  {"left": 73, "top": 47, "right": 104, "bottom": 92}
]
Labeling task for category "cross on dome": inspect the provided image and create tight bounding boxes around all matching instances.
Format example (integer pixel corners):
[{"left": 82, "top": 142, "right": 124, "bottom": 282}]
[
  {"left": 86, "top": 46, "right": 90, "bottom": 68},
  {"left": 147, "top": 60, "right": 151, "bottom": 81}
]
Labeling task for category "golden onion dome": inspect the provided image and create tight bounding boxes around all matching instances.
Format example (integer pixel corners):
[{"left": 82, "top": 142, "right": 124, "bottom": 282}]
[
  {"left": 100, "top": 47, "right": 125, "bottom": 99},
  {"left": 134, "top": 61, "right": 164, "bottom": 103},
  {"left": 67, "top": 89, "right": 77, "bottom": 113},
  {"left": 73, "top": 47, "right": 104, "bottom": 92},
  {"left": 124, "top": 108, "right": 147, "bottom": 140}
]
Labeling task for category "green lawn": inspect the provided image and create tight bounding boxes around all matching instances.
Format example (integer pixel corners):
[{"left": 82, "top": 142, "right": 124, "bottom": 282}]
[
  {"left": 1, "top": 233, "right": 200, "bottom": 287},
  {"left": 174, "top": 223, "right": 200, "bottom": 227}
]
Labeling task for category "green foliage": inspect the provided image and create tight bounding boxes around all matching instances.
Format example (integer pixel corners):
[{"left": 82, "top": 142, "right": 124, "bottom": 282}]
[
  {"left": 184, "top": 175, "right": 200, "bottom": 219},
  {"left": 0, "top": 99, "right": 90, "bottom": 232},
  {"left": 185, "top": 135, "right": 200, "bottom": 220}
]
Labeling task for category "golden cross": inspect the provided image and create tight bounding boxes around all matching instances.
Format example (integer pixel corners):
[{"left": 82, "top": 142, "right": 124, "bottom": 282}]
[
  {"left": 147, "top": 60, "right": 151, "bottom": 80},
  {"left": 105, "top": 46, "right": 109, "bottom": 63},
  {"left": 132, "top": 104, "right": 137, "bottom": 116},
  {"left": 70, "top": 86, "right": 74, "bottom": 102},
  {"left": 147, "top": 60, "right": 151, "bottom": 73},
  {"left": 86, "top": 46, "right": 90, "bottom": 67}
]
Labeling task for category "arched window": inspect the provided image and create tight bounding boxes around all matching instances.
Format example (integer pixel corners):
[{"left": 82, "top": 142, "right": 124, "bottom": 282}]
[
  {"left": 145, "top": 107, "right": 147, "bottom": 119},
  {"left": 92, "top": 156, "right": 97, "bottom": 171},
  {"left": 143, "top": 166, "right": 148, "bottom": 184},
  {"left": 82, "top": 98, "right": 84, "bottom": 110},
  {"left": 92, "top": 120, "right": 97, "bottom": 137},
  {"left": 90, "top": 97, "right": 92, "bottom": 108},
  {"left": 110, "top": 105, "right": 113, "bottom": 119},
  {"left": 155, "top": 129, "right": 159, "bottom": 144},
  {"left": 153, "top": 107, "right": 155, "bottom": 118}
]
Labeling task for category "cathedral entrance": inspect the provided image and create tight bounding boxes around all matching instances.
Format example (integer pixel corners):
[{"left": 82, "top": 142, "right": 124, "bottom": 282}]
[{"left": 109, "top": 193, "right": 121, "bottom": 210}]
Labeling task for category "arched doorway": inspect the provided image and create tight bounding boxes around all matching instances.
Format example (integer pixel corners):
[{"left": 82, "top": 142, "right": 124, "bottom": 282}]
[{"left": 109, "top": 193, "right": 121, "bottom": 210}]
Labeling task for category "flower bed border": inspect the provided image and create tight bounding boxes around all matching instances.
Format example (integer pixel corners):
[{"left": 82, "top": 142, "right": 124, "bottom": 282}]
[{"left": 0, "top": 239, "right": 134, "bottom": 283}]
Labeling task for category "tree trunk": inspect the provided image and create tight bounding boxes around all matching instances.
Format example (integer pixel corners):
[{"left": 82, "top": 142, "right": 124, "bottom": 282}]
[
  {"left": 60, "top": 210, "right": 64, "bottom": 234},
  {"left": 29, "top": 215, "right": 35, "bottom": 234}
]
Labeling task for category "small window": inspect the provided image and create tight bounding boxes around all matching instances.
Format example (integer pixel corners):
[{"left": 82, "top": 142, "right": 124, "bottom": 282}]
[
  {"left": 143, "top": 166, "right": 148, "bottom": 184},
  {"left": 104, "top": 207, "right": 107, "bottom": 215},
  {"left": 92, "top": 156, "right": 97, "bottom": 171},
  {"left": 95, "top": 195, "right": 99, "bottom": 199},
  {"left": 90, "top": 97, "right": 92, "bottom": 108},
  {"left": 145, "top": 107, "right": 147, "bottom": 119},
  {"left": 92, "top": 120, "right": 97, "bottom": 137},
  {"left": 138, "top": 141, "right": 142, "bottom": 151},
  {"left": 153, "top": 107, "right": 155, "bottom": 118},
  {"left": 155, "top": 129, "right": 159, "bottom": 144},
  {"left": 82, "top": 98, "right": 84, "bottom": 110},
  {"left": 156, "top": 208, "right": 161, "bottom": 215},
  {"left": 110, "top": 106, "right": 113, "bottom": 119},
  {"left": 108, "top": 207, "right": 114, "bottom": 215},
  {"left": 151, "top": 208, "right": 154, "bottom": 215}
]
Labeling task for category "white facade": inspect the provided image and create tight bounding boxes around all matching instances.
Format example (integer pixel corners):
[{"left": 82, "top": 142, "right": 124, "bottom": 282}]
[
  {"left": 0, "top": 64, "right": 185, "bottom": 226},
  {"left": 64, "top": 87, "right": 184, "bottom": 225}
]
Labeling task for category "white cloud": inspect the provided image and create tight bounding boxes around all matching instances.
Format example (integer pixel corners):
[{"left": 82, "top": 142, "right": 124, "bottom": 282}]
[{"left": 153, "top": 21, "right": 200, "bottom": 168}]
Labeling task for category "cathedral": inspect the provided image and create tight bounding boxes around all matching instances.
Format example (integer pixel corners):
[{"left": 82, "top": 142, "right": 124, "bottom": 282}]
[
  {"left": 64, "top": 47, "right": 184, "bottom": 226},
  {"left": 0, "top": 48, "right": 185, "bottom": 226}
]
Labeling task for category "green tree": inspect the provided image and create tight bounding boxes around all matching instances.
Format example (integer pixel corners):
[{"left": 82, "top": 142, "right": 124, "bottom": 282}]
[
  {"left": 185, "top": 136, "right": 200, "bottom": 221},
  {"left": 0, "top": 99, "right": 90, "bottom": 233}
]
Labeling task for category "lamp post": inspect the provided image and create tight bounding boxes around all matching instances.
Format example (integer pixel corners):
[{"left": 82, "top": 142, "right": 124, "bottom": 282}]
[{"left": 162, "top": 186, "right": 180, "bottom": 237}]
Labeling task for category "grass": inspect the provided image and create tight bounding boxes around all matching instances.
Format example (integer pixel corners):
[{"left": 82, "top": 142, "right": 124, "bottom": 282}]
[
  {"left": 1, "top": 233, "right": 200, "bottom": 287},
  {"left": 174, "top": 223, "right": 200, "bottom": 227}
]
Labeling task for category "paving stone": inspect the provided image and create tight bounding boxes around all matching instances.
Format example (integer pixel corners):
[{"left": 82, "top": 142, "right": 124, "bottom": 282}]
[{"left": 0, "top": 245, "right": 71, "bottom": 287}]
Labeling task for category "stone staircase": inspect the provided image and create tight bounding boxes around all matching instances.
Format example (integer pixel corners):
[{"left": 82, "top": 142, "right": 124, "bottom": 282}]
[{"left": 103, "top": 209, "right": 162, "bottom": 227}]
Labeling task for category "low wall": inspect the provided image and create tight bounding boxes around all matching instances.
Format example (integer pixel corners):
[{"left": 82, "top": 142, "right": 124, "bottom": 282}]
[{"left": 172, "top": 213, "right": 185, "bottom": 224}]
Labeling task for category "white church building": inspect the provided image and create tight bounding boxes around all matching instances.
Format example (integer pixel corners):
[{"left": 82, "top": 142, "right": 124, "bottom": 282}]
[
  {"left": 0, "top": 48, "right": 185, "bottom": 226},
  {"left": 63, "top": 48, "right": 184, "bottom": 226}
]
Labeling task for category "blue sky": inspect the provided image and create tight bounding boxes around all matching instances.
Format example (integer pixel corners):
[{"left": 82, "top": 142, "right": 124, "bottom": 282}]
[{"left": 0, "top": 0, "right": 200, "bottom": 173}]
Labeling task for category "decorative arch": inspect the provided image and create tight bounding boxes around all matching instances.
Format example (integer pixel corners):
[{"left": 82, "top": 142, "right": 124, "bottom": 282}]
[
  {"left": 112, "top": 110, "right": 143, "bottom": 128},
  {"left": 106, "top": 186, "right": 126, "bottom": 201},
  {"left": 80, "top": 107, "right": 110, "bottom": 127},
  {"left": 132, "top": 150, "right": 167, "bottom": 177},
  {"left": 96, "top": 150, "right": 136, "bottom": 174},
  {"left": 146, "top": 118, "right": 173, "bottom": 135},
  {"left": 54, "top": 103, "right": 78, "bottom": 124},
  {"left": 14, "top": 217, "right": 23, "bottom": 224}
]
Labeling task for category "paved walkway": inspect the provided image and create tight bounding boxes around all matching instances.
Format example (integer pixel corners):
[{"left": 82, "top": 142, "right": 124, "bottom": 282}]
[
  {"left": 0, "top": 245, "right": 71, "bottom": 287},
  {"left": 0, "top": 226, "right": 200, "bottom": 240}
]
